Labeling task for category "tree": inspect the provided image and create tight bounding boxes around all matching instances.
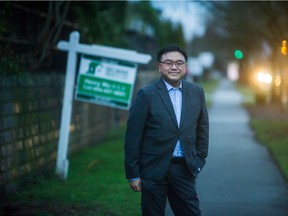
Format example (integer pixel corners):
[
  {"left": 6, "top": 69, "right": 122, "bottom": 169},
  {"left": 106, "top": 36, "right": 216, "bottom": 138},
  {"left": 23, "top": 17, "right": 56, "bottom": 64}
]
[
  {"left": 197, "top": 1, "right": 288, "bottom": 103},
  {"left": 30, "top": 1, "right": 71, "bottom": 70},
  {"left": 126, "top": 1, "right": 186, "bottom": 47},
  {"left": 71, "top": 1, "right": 128, "bottom": 46},
  {"left": 0, "top": 1, "right": 71, "bottom": 73},
  {"left": 0, "top": 1, "right": 185, "bottom": 74}
]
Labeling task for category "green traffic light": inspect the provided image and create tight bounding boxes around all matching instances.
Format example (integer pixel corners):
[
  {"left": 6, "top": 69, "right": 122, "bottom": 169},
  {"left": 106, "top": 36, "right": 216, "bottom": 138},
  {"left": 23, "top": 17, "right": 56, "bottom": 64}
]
[{"left": 234, "top": 50, "right": 243, "bottom": 59}]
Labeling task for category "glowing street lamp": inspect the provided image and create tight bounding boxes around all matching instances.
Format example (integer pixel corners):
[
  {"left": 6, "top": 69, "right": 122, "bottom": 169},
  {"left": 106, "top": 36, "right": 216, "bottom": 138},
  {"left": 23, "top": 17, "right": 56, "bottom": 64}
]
[{"left": 281, "top": 40, "right": 287, "bottom": 55}]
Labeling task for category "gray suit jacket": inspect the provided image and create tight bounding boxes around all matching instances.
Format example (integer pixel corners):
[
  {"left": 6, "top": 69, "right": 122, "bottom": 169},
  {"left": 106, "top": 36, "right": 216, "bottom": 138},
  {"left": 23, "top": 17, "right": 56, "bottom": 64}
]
[{"left": 125, "top": 78, "right": 209, "bottom": 180}]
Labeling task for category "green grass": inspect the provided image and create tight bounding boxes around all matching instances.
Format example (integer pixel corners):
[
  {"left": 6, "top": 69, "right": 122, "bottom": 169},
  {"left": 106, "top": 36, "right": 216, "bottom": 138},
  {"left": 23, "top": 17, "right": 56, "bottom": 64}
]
[
  {"left": 251, "top": 119, "right": 288, "bottom": 180},
  {"left": 237, "top": 82, "right": 288, "bottom": 181},
  {"left": 236, "top": 82, "right": 255, "bottom": 104},
  {"left": 199, "top": 78, "right": 220, "bottom": 94},
  {"left": 3, "top": 127, "right": 141, "bottom": 216},
  {"left": 198, "top": 78, "right": 220, "bottom": 107}
]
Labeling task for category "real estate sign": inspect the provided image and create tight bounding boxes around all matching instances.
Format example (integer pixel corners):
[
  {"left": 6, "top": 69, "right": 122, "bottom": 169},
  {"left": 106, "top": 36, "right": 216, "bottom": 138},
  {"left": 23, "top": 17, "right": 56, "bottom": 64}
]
[
  {"left": 75, "top": 55, "right": 137, "bottom": 110},
  {"left": 56, "top": 31, "right": 151, "bottom": 180}
]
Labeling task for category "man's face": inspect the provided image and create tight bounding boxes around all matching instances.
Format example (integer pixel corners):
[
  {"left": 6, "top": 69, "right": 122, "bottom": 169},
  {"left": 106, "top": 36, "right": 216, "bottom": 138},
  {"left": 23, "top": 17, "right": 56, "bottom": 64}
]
[{"left": 157, "top": 51, "right": 186, "bottom": 87}]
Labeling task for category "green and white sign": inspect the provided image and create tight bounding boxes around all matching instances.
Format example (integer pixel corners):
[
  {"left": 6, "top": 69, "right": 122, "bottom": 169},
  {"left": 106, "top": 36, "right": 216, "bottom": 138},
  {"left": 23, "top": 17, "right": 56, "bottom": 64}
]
[{"left": 75, "top": 55, "right": 137, "bottom": 110}]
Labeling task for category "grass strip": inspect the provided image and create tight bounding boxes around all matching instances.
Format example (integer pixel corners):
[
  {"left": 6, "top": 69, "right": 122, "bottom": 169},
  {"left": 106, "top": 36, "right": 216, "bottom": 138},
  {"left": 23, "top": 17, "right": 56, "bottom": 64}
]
[
  {"left": 237, "top": 82, "right": 288, "bottom": 181},
  {"left": 199, "top": 78, "right": 220, "bottom": 107},
  {"left": 250, "top": 119, "right": 288, "bottom": 180},
  {"left": 3, "top": 128, "right": 141, "bottom": 216}
]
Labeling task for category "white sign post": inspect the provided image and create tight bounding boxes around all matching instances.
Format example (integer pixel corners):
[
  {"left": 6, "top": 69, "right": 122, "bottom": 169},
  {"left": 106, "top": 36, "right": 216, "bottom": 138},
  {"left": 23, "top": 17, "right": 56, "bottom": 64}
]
[{"left": 56, "top": 31, "right": 151, "bottom": 180}]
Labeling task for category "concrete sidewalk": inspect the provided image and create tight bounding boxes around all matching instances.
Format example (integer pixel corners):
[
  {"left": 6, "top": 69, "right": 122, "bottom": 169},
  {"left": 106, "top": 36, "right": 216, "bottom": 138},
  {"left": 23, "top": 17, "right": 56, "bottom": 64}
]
[{"left": 166, "top": 79, "right": 288, "bottom": 216}]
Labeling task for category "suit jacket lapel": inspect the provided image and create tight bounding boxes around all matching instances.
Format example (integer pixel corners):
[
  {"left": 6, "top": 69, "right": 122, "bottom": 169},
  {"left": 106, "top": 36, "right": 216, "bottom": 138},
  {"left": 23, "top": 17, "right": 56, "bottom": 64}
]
[
  {"left": 180, "top": 81, "right": 193, "bottom": 129},
  {"left": 157, "top": 79, "right": 178, "bottom": 128}
]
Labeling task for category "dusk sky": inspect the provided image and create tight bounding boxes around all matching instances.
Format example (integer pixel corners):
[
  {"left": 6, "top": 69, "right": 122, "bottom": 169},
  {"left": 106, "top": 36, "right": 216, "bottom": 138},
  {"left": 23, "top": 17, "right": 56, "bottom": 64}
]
[{"left": 151, "top": 0, "right": 208, "bottom": 41}]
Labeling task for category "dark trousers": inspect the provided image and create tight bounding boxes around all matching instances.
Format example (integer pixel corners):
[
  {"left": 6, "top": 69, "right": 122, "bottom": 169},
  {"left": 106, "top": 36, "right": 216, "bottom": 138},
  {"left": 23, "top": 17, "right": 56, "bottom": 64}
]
[{"left": 141, "top": 159, "right": 201, "bottom": 216}]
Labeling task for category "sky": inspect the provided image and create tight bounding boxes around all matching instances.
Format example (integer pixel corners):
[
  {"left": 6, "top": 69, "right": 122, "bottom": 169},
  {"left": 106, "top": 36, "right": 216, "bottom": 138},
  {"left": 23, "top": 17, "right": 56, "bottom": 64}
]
[{"left": 151, "top": 0, "right": 208, "bottom": 41}]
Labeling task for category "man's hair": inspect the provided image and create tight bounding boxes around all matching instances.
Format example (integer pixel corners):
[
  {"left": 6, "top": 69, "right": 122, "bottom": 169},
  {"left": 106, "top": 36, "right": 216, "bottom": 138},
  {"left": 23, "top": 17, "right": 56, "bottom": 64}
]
[{"left": 157, "top": 45, "right": 188, "bottom": 62}]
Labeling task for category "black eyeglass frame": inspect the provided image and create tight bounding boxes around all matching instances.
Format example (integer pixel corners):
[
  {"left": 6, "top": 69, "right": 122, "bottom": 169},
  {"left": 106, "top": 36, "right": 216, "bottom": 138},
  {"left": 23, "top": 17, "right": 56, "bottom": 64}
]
[{"left": 158, "top": 61, "right": 186, "bottom": 68}]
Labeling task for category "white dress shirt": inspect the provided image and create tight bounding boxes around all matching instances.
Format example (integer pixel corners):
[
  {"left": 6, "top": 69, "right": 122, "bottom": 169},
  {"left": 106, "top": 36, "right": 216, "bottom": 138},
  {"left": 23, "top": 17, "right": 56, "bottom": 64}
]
[{"left": 163, "top": 80, "right": 184, "bottom": 157}]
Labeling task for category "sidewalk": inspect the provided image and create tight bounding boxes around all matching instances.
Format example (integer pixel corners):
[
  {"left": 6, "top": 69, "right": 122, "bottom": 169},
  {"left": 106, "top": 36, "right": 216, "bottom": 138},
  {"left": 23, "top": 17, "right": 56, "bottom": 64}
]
[{"left": 166, "top": 79, "right": 288, "bottom": 216}]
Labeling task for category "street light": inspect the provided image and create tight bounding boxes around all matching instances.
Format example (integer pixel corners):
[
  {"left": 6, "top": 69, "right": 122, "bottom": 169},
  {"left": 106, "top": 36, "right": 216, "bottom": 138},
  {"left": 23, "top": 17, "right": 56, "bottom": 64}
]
[{"left": 281, "top": 40, "right": 287, "bottom": 55}]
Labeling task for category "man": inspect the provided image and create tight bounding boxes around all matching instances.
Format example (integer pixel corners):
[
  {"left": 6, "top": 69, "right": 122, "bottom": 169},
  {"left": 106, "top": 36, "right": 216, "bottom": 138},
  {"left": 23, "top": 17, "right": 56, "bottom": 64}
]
[{"left": 124, "top": 45, "right": 209, "bottom": 216}]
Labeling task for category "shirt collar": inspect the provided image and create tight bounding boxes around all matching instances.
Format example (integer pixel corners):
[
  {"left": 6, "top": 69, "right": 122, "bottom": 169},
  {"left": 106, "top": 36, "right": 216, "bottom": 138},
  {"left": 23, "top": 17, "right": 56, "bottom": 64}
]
[{"left": 163, "top": 79, "right": 182, "bottom": 91}]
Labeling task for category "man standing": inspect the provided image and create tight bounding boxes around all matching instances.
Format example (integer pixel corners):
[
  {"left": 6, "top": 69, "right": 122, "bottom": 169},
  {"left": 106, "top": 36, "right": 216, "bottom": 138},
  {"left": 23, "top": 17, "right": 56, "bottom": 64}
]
[{"left": 124, "top": 45, "right": 209, "bottom": 216}]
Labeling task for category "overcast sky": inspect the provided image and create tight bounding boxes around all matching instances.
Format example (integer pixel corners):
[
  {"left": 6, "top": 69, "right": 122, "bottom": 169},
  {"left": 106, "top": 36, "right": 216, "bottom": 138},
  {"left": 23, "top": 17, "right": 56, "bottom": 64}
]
[{"left": 151, "top": 0, "right": 208, "bottom": 41}]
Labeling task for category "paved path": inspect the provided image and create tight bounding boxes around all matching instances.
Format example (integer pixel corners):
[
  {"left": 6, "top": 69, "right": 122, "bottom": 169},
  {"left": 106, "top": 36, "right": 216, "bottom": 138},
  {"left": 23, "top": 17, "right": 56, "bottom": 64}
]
[{"left": 166, "top": 79, "right": 288, "bottom": 216}]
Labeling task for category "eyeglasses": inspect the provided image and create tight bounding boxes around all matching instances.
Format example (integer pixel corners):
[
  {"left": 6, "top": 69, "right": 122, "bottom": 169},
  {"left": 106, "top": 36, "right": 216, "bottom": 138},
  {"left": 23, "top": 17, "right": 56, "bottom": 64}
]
[{"left": 158, "top": 60, "right": 186, "bottom": 68}]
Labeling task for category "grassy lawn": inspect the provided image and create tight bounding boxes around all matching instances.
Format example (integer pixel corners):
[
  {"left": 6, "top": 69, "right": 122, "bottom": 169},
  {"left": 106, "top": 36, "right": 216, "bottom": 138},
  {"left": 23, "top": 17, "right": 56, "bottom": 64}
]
[
  {"left": 250, "top": 119, "right": 288, "bottom": 180},
  {"left": 198, "top": 78, "right": 220, "bottom": 107},
  {"left": 2, "top": 128, "right": 141, "bottom": 216},
  {"left": 237, "top": 83, "right": 288, "bottom": 181}
]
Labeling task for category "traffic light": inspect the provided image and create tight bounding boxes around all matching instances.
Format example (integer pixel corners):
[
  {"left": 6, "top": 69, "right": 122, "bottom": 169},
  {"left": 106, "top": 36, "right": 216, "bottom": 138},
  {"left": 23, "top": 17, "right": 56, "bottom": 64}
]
[
  {"left": 234, "top": 49, "right": 243, "bottom": 59},
  {"left": 281, "top": 40, "right": 287, "bottom": 55}
]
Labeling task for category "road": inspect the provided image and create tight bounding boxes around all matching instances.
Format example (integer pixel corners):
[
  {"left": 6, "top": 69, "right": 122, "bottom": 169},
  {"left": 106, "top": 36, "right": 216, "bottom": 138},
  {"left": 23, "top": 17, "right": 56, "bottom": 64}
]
[{"left": 166, "top": 79, "right": 288, "bottom": 216}]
